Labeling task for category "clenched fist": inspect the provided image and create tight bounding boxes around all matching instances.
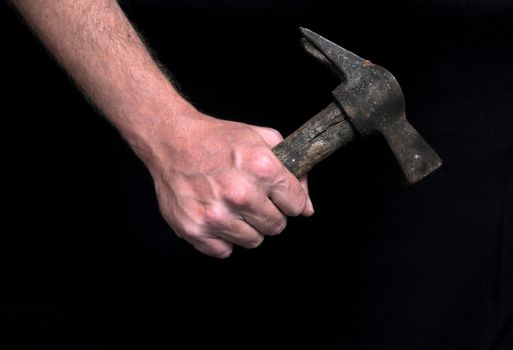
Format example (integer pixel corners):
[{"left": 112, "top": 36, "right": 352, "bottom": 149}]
[{"left": 140, "top": 109, "right": 314, "bottom": 258}]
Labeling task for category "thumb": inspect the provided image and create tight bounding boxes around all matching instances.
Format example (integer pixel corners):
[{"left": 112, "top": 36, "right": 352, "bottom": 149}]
[
  {"left": 255, "top": 125, "right": 314, "bottom": 216},
  {"left": 299, "top": 175, "right": 314, "bottom": 216},
  {"left": 256, "top": 126, "right": 314, "bottom": 216}
]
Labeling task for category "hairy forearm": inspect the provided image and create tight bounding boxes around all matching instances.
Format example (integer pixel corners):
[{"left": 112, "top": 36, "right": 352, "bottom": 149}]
[
  {"left": 10, "top": 0, "right": 193, "bottom": 160},
  {"left": 9, "top": 0, "right": 313, "bottom": 258}
]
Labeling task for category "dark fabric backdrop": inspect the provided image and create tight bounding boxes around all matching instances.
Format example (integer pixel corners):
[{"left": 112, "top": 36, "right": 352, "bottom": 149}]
[{"left": 1, "top": 0, "right": 512, "bottom": 348}]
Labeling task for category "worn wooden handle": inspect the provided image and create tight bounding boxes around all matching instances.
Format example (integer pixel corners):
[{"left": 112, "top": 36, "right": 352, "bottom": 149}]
[{"left": 272, "top": 102, "right": 357, "bottom": 178}]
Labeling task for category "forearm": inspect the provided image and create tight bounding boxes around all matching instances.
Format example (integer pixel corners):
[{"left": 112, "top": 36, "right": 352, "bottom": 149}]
[
  {"left": 10, "top": 0, "right": 193, "bottom": 161},
  {"left": 10, "top": 0, "right": 313, "bottom": 258}
]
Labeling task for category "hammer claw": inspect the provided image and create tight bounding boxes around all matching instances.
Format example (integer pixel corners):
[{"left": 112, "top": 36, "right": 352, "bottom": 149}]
[
  {"left": 300, "top": 38, "right": 331, "bottom": 69},
  {"left": 300, "top": 27, "right": 365, "bottom": 82}
]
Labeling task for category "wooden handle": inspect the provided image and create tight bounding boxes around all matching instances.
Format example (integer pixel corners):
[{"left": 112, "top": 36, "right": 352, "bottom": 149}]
[{"left": 272, "top": 102, "right": 357, "bottom": 178}]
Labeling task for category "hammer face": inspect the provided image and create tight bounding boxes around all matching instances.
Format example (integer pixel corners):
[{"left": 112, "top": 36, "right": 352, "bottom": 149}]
[
  {"left": 382, "top": 117, "right": 443, "bottom": 184},
  {"left": 300, "top": 28, "right": 442, "bottom": 184}
]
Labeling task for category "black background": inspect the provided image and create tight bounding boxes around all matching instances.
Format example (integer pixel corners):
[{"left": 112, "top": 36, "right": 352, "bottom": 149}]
[{"left": 1, "top": 0, "right": 513, "bottom": 349}]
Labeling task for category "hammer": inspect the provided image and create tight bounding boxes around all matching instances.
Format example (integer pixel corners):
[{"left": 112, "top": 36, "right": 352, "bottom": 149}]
[{"left": 272, "top": 28, "right": 442, "bottom": 184}]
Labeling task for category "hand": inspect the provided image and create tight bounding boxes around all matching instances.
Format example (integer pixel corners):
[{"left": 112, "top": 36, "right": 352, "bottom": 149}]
[
  {"left": 9, "top": 0, "right": 312, "bottom": 258},
  {"left": 143, "top": 108, "right": 314, "bottom": 258}
]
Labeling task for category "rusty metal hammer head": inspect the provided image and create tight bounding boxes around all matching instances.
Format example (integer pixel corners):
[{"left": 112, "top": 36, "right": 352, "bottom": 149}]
[{"left": 300, "top": 28, "right": 442, "bottom": 184}]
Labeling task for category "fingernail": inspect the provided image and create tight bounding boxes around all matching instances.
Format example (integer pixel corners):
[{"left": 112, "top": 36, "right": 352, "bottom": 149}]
[
  {"left": 220, "top": 249, "right": 233, "bottom": 259},
  {"left": 307, "top": 198, "right": 314, "bottom": 215}
]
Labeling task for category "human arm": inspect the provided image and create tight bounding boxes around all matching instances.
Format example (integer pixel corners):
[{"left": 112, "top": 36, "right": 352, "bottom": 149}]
[{"left": 9, "top": 0, "right": 314, "bottom": 258}]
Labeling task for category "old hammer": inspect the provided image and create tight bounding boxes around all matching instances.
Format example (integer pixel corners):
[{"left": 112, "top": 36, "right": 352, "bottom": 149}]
[{"left": 273, "top": 28, "right": 442, "bottom": 184}]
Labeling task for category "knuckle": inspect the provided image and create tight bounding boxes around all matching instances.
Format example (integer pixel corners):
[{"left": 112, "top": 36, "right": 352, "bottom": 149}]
[
  {"left": 181, "top": 223, "right": 204, "bottom": 241},
  {"left": 250, "top": 151, "right": 279, "bottom": 179},
  {"left": 202, "top": 204, "right": 227, "bottom": 228},
  {"left": 225, "top": 182, "right": 251, "bottom": 206}
]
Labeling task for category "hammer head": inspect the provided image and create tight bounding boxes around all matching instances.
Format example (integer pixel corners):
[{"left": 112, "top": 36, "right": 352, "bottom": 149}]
[{"left": 300, "top": 28, "right": 442, "bottom": 184}]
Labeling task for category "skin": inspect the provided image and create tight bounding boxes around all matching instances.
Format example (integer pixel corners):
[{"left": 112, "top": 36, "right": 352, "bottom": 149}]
[{"left": 9, "top": 0, "right": 314, "bottom": 258}]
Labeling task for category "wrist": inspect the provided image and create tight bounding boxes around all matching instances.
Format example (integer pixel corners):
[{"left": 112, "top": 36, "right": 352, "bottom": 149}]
[{"left": 117, "top": 89, "right": 206, "bottom": 168}]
